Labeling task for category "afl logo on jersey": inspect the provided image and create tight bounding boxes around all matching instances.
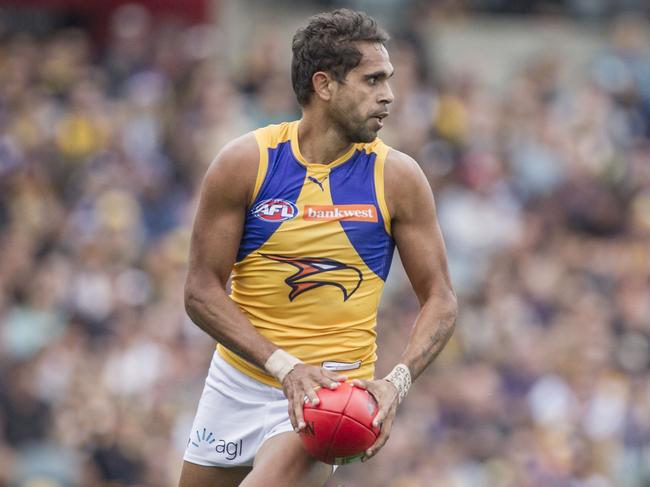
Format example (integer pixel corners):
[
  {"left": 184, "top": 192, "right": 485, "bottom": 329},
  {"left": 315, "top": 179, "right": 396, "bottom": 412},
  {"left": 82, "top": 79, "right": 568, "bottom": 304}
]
[{"left": 252, "top": 199, "right": 298, "bottom": 222}]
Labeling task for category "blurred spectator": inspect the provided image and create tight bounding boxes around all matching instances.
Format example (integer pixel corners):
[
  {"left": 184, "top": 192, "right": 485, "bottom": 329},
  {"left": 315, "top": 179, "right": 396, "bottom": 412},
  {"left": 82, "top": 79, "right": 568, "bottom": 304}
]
[{"left": 1, "top": 2, "right": 649, "bottom": 486}]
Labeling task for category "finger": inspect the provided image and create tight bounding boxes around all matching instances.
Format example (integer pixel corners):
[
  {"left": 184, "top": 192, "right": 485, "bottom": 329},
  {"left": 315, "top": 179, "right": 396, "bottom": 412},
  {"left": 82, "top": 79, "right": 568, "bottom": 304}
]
[
  {"left": 321, "top": 369, "right": 347, "bottom": 383},
  {"left": 293, "top": 389, "right": 306, "bottom": 431},
  {"left": 372, "top": 408, "right": 386, "bottom": 428},
  {"left": 363, "top": 414, "right": 394, "bottom": 461},
  {"left": 287, "top": 392, "right": 297, "bottom": 431},
  {"left": 305, "top": 387, "right": 319, "bottom": 406},
  {"left": 351, "top": 379, "right": 368, "bottom": 389},
  {"left": 373, "top": 395, "right": 397, "bottom": 427},
  {"left": 315, "top": 374, "right": 340, "bottom": 390}
]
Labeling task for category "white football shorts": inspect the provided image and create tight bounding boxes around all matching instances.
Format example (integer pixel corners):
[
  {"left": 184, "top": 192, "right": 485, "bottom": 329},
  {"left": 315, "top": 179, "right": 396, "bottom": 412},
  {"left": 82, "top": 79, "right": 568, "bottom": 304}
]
[{"left": 183, "top": 350, "right": 294, "bottom": 467}]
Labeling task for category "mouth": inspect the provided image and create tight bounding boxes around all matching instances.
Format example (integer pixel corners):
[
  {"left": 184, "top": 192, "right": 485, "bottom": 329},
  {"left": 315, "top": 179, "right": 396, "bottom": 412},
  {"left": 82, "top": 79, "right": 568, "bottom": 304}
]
[{"left": 371, "top": 112, "right": 389, "bottom": 128}]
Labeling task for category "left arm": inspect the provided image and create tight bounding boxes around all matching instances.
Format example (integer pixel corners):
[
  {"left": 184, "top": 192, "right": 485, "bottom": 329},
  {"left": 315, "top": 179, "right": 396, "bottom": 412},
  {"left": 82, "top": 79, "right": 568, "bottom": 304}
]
[
  {"left": 355, "top": 149, "right": 458, "bottom": 460},
  {"left": 389, "top": 152, "right": 457, "bottom": 380}
]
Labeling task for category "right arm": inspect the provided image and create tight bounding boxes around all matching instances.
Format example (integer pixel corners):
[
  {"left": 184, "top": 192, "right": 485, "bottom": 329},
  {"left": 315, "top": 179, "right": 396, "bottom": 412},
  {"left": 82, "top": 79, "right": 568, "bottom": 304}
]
[
  {"left": 184, "top": 133, "right": 278, "bottom": 368},
  {"left": 184, "top": 133, "right": 342, "bottom": 430}
]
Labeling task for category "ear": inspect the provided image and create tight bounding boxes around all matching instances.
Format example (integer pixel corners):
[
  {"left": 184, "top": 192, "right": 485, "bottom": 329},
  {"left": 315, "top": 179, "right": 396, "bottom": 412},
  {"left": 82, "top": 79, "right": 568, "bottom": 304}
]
[{"left": 312, "top": 71, "right": 335, "bottom": 101}]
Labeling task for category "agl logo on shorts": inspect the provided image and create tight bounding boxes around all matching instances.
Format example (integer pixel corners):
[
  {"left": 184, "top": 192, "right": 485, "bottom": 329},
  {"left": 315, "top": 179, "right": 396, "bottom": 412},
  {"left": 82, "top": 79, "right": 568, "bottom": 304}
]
[
  {"left": 252, "top": 199, "right": 298, "bottom": 222},
  {"left": 190, "top": 429, "right": 243, "bottom": 461}
]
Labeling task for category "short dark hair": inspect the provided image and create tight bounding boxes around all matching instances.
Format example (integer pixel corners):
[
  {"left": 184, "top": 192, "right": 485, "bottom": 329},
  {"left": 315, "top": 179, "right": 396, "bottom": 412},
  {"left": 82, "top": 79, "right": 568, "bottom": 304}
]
[{"left": 291, "top": 9, "right": 389, "bottom": 106}]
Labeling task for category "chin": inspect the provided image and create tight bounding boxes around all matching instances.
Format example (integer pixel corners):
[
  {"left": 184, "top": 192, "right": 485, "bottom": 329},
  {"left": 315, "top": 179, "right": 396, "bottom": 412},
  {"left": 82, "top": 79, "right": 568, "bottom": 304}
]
[
  {"left": 351, "top": 128, "right": 377, "bottom": 144},
  {"left": 338, "top": 117, "right": 377, "bottom": 143}
]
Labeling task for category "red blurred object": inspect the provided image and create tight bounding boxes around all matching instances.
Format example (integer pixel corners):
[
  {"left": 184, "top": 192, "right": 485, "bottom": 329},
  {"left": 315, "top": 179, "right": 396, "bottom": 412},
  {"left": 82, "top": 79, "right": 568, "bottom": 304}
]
[
  {"left": 299, "top": 382, "right": 380, "bottom": 465},
  {"left": 0, "top": 0, "right": 211, "bottom": 46},
  {"left": 0, "top": 0, "right": 208, "bottom": 23}
]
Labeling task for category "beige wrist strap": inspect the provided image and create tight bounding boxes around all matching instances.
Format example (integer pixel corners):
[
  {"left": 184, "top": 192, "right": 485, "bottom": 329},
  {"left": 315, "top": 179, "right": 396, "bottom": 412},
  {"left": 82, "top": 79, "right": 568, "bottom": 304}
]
[
  {"left": 264, "top": 349, "right": 303, "bottom": 383},
  {"left": 384, "top": 363, "right": 412, "bottom": 403}
]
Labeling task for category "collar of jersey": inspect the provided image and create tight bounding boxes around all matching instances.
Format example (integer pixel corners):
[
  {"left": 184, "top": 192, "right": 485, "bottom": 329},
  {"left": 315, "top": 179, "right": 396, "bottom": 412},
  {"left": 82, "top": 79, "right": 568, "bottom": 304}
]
[{"left": 289, "top": 120, "right": 359, "bottom": 172}]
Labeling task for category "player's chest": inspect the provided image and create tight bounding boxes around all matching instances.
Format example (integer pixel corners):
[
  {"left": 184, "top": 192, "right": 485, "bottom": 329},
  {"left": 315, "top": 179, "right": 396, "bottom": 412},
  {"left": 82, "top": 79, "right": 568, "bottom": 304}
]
[{"left": 250, "top": 172, "right": 381, "bottom": 232}]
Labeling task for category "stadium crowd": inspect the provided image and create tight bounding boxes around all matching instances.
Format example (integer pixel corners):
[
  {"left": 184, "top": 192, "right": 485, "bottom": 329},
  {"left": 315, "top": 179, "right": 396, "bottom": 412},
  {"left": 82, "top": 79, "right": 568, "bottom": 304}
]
[{"left": 1, "top": 4, "right": 649, "bottom": 486}]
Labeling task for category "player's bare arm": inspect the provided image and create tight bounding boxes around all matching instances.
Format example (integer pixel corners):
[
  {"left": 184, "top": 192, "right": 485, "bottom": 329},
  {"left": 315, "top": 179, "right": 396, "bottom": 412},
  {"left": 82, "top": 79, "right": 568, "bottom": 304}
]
[
  {"left": 184, "top": 132, "right": 343, "bottom": 431},
  {"left": 185, "top": 133, "right": 279, "bottom": 368},
  {"left": 387, "top": 150, "right": 457, "bottom": 380},
  {"left": 354, "top": 149, "right": 458, "bottom": 460}
]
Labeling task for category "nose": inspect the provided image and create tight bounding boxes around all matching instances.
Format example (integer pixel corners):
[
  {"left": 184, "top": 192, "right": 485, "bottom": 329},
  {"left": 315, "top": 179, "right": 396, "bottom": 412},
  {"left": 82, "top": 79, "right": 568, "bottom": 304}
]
[{"left": 379, "top": 81, "right": 394, "bottom": 105}]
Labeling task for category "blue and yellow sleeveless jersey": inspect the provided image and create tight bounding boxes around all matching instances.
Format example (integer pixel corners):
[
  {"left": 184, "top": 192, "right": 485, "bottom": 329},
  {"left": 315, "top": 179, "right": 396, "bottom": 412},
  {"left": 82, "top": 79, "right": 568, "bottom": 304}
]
[{"left": 218, "top": 121, "right": 395, "bottom": 387}]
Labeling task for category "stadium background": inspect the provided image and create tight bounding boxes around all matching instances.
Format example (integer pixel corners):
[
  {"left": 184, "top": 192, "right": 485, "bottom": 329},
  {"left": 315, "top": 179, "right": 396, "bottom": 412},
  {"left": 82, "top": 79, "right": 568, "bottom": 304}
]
[{"left": 1, "top": 0, "right": 649, "bottom": 485}]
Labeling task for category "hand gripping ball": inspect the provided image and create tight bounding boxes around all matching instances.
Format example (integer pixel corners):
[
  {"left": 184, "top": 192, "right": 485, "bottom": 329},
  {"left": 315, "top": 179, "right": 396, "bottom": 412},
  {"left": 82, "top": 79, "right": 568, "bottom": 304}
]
[{"left": 299, "top": 381, "right": 380, "bottom": 464}]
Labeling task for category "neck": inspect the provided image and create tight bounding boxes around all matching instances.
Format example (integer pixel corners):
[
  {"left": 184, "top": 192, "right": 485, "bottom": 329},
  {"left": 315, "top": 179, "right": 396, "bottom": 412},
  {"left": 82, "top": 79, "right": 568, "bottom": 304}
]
[{"left": 296, "top": 112, "right": 353, "bottom": 165}]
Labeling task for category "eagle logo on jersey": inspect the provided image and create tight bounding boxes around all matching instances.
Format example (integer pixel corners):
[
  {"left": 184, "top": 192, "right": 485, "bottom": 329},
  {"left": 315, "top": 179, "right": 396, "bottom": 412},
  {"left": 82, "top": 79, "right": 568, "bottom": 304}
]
[{"left": 260, "top": 254, "right": 362, "bottom": 301}]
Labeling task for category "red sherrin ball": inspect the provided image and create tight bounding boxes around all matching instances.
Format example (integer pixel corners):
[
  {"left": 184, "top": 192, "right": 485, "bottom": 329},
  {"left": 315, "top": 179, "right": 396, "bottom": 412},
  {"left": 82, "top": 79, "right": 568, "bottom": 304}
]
[{"left": 299, "top": 381, "right": 380, "bottom": 464}]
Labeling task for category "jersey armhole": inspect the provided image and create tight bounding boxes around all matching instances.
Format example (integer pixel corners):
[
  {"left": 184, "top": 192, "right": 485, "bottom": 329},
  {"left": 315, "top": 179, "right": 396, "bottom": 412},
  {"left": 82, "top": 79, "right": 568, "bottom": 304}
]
[
  {"left": 248, "top": 129, "right": 270, "bottom": 208},
  {"left": 374, "top": 144, "right": 392, "bottom": 236}
]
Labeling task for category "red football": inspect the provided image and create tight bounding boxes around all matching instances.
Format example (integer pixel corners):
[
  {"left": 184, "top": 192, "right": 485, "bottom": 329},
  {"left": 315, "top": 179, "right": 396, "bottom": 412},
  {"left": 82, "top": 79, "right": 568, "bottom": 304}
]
[{"left": 299, "top": 381, "right": 380, "bottom": 465}]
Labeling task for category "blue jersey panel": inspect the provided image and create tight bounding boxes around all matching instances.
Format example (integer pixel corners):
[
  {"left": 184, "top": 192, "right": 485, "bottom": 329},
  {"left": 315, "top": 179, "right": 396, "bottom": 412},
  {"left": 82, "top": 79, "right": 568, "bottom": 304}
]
[
  {"left": 329, "top": 150, "right": 394, "bottom": 281},
  {"left": 237, "top": 141, "right": 306, "bottom": 262}
]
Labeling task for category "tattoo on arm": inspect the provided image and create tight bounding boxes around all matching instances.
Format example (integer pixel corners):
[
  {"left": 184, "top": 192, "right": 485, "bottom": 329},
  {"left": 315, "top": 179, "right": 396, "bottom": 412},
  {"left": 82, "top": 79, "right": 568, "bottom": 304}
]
[{"left": 408, "top": 317, "right": 456, "bottom": 380}]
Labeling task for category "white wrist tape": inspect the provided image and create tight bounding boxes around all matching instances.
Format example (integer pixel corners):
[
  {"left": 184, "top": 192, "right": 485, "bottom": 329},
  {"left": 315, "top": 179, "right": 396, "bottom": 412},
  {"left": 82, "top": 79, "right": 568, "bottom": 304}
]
[
  {"left": 264, "top": 349, "right": 303, "bottom": 383},
  {"left": 384, "top": 363, "right": 412, "bottom": 404}
]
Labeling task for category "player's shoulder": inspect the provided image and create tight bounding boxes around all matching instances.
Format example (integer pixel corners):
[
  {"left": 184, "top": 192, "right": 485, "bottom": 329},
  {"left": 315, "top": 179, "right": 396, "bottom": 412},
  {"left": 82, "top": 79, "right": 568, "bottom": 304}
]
[
  {"left": 207, "top": 121, "right": 295, "bottom": 177},
  {"left": 383, "top": 147, "right": 432, "bottom": 218},
  {"left": 205, "top": 131, "right": 258, "bottom": 184},
  {"left": 356, "top": 138, "right": 421, "bottom": 180},
  {"left": 253, "top": 120, "right": 296, "bottom": 149},
  {"left": 202, "top": 130, "right": 260, "bottom": 206},
  {"left": 202, "top": 121, "right": 296, "bottom": 205},
  {"left": 384, "top": 147, "right": 428, "bottom": 193}
]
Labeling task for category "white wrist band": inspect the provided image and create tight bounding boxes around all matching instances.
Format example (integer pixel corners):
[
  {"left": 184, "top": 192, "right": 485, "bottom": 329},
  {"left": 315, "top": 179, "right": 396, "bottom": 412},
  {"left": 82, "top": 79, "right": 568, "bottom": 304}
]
[
  {"left": 384, "top": 363, "right": 412, "bottom": 404},
  {"left": 264, "top": 349, "right": 303, "bottom": 383}
]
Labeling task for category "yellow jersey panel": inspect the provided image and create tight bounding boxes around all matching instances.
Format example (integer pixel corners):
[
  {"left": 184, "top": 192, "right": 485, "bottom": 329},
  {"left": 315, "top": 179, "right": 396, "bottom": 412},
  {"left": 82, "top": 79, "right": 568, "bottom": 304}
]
[{"left": 218, "top": 121, "right": 394, "bottom": 387}]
